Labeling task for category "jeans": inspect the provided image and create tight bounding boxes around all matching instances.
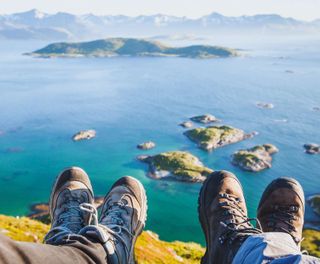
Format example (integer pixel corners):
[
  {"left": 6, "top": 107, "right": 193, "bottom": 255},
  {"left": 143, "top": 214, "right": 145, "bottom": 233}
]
[{"left": 233, "top": 232, "right": 320, "bottom": 264}]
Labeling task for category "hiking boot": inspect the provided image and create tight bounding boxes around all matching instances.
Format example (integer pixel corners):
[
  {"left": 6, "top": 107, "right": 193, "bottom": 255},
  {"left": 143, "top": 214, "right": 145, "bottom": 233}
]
[
  {"left": 98, "top": 176, "right": 147, "bottom": 264},
  {"left": 198, "top": 171, "right": 261, "bottom": 264},
  {"left": 44, "top": 167, "right": 94, "bottom": 244},
  {"left": 257, "top": 177, "right": 305, "bottom": 246}
]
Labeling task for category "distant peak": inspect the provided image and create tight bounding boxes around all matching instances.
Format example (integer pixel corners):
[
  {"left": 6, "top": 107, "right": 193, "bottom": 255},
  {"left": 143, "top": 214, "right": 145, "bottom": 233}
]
[{"left": 15, "top": 9, "right": 46, "bottom": 19}]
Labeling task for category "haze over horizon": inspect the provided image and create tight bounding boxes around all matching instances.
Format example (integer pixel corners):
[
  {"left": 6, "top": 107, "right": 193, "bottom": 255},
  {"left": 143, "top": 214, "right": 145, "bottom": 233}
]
[{"left": 0, "top": 0, "right": 320, "bottom": 21}]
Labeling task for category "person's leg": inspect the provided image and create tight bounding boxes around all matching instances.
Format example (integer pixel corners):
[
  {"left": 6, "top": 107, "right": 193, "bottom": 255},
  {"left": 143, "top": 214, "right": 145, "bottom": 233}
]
[
  {"left": 0, "top": 167, "right": 108, "bottom": 264},
  {"left": 232, "top": 177, "right": 320, "bottom": 263},
  {"left": 198, "top": 170, "right": 262, "bottom": 264},
  {"left": 0, "top": 233, "right": 107, "bottom": 264}
]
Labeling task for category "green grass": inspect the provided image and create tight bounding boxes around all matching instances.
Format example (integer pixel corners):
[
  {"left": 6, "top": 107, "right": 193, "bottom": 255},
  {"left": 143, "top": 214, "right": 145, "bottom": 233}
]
[
  {"left": 0, "top": 215, "right": 205, "bottom": 264},
  {"left": 302, "top": 229, "right": 320, "bottom": 257}
]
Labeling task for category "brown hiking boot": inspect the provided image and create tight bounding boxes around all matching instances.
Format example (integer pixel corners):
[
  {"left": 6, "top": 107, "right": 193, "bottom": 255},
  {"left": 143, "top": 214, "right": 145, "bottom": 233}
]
[
  {"left": 44, "top": 167, "right": 94, "bottom": 244},
  {"left": 198, "top": 171, "right": 261, "bottom": 264},
  {"left": 257, "top": 177, "right": 305, "bottom": 246},
  {"left": 98, "top": 176, "right": 147, "bottom": 264}
]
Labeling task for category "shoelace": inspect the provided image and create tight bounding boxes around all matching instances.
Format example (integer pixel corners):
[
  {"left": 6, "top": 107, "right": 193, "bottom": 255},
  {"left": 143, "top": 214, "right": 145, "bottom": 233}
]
[
  {"left": 44, "top": 196, "right": 88, "bottom": 243},
  {"left": 267, "top": 205, "right": 301, "bottom": 243},
  {"left": 80, "top": 200, "right": 133, "bottom": 261},
  {"left": 218, "top": 193, "right": 262, "bottom": 244},
  {"left": 99, "top": 200, "right": 134, "bottom": 258},
  {"left": 57, "top": 193, "right": 87, "bottom": 233}
]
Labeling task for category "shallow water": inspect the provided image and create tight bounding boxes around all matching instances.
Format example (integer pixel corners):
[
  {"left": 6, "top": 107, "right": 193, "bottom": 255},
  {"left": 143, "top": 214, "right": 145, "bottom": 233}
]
[{"left": 0, "top": 38, "right": 319, "bottom": 244}]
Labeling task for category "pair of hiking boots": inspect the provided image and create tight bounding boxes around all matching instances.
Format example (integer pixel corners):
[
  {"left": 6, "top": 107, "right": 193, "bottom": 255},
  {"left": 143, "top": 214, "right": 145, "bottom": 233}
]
[
  {"left": 199, "top": 170, "right": 305, "bottom": 263},
  {"left": 44, "top": 167, "right": 147, "bottom": 264},
  {"left": 44, "top": 168, "right": 304, "bottom": 264}
]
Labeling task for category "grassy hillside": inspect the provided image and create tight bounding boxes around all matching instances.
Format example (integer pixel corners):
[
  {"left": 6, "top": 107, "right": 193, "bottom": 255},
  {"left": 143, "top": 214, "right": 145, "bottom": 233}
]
[
  {"left": 0, "top": 215, "right": 204, "bottom": 263},
  {"left": 27, "top": 38, "right": 238, "bottom": 59},
  {"left": 0, "top": 214, "right": 318, "bottom": 261}
]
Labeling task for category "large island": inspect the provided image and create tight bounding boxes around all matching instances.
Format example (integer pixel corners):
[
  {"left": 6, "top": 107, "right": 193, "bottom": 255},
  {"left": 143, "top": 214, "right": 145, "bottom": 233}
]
[{"left": 26, "top": 38, "right": 238, "bottom": 59}]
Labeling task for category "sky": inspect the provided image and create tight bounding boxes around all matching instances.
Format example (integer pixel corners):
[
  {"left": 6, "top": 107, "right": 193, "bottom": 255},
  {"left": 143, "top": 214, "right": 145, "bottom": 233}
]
[{"left": 1, "top": 0, "right": 320, "bottom": 21}]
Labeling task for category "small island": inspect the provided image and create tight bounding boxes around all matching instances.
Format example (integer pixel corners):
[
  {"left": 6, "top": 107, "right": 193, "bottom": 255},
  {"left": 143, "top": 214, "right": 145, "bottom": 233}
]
[
  {"left": 190, "top": 114, "right": 220, "bottom": 124},
  {"left": 179, "top": 121, "right": 193, "bottom": 128},
  {"left": 138, "top": 151, "right": 213, "bottom": 183},
  {"left": 25, "top": 38, "right": 239, "bottom": 59},
  {"left": 231, "top": 144, "right": 279, "bottom": 172},
  {"left": 313, "top": 107, "right": 320, "bottom": 112},
  {"left": 256, "top": 102, "right": 274, "bottom": 109},
  {"left": 72, "top": 130, "right": 96, "bottom": 141},
  {"left": 304, "top": 144, "right": 320, "bottom": 154},
  {"left": 308, "top": 195, "right": 320, "bottom": 216},
  {"left": 137, "top": 141, "right": 156, "bottom": 150},
  {"left": 184, "top": 125, "right": 255, "bottom": 151}
]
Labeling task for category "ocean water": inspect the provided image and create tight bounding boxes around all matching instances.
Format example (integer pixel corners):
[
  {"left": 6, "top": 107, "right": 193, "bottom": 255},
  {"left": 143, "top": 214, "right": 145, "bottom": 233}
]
[{"left": 0, "top": 38, "right": 319, "bottom": 245}]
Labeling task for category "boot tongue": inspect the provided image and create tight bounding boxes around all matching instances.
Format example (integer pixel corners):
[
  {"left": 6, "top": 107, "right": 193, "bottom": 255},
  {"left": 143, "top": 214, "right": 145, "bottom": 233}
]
[{"left": 59, "top": 191, "right": 85, "bottom": 232}]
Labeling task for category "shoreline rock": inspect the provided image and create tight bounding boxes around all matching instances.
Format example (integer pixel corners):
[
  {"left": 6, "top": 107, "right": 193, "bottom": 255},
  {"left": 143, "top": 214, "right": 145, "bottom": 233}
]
[
  {"left": 184, "top": 125, "right": 255, "bottom": 151},
  {"left": 231, "top": 144, "right": 279, "bottom": 172},
  {"left": 72, "top": 129, "right": 96, "bottom": 141},
  {"left": 190, "top": 114, "right": 220, "bottom": 124},
  {"left": 139, "top": 151, "right": 213, "bottom": 183},
  {"left": 137, "top": 141, "right": 156, "bottom": 150},
  {"left": 304, "top": 144, "right": 320, "bottom": 154}
]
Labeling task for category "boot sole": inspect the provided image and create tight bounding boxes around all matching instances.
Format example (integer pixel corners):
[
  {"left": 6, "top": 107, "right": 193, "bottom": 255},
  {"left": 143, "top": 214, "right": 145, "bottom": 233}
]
[{"left": 198, "top": 172, "right": 244, "bottom": 264}]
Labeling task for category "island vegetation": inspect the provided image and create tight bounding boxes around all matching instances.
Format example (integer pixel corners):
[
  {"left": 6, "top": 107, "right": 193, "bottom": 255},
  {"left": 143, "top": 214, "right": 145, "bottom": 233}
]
[
  {"left": 26, "top": 38, "right": 239, "bottom": 59},
  {"left": 231, "top": 144, "right": 279, "bottom": 172},
  {"left": 138, "top": 151, "right": 213, "bottom": 182},
  {"left": 184, "top": 125, "right": 255, "bottom": 151}
]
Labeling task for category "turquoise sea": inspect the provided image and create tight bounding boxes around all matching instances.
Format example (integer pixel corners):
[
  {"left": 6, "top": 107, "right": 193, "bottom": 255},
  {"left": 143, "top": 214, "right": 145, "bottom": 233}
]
[{"left": 0, "top": 38, "right": 319, "bottom": 244}]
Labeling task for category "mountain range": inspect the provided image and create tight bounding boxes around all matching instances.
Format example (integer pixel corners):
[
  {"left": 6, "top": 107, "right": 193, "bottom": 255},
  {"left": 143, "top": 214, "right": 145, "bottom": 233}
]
[{"left": 1, "top": 9, "right": 320, "bottom": 41}]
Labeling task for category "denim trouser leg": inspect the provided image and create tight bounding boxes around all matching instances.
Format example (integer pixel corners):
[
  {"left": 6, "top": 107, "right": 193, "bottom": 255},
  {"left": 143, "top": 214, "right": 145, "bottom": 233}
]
[{"left": 232, "top": 232, "right": 320, "bottom": 264}]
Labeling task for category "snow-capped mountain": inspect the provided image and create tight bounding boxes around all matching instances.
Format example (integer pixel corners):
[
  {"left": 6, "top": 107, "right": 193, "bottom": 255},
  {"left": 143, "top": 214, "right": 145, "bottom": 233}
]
[{"left": 0, "top": 9, "right": 319, "bottom": 40}]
